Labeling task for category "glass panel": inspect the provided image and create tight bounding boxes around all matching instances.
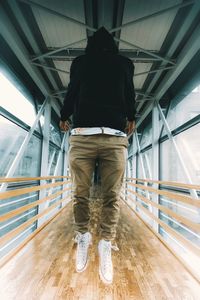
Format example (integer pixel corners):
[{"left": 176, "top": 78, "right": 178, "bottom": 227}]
[
  {"left": 49, "top": 123, "right": 62, "bottom": 147},
  {"left": 137, "top": 155, "right": 143, "bottom": 179},
  {"left": 159, "top": 195, "right": 200, "bottom": 239},
  {"left": 174, "top": 124, "right": 200, "bottom": 185},
  {"left": 0, "top": 116, "right": 26, "bottom": 176},
  {"left": 162, "top": 84, "right": 200, "bottom": 135},
  {"left": 142, "top": 148, "right": 152, "bottom": 179},
  {"left": 129, "top": 155, "right": 136, "bottom": 178},
  {"left": 140, "top": 122, "right": 152, "bottom": 149},
  {"left": 0, "top": 116, "right": 41, "bottom": 177},
  {"left": 0, "top": 191, "right": 38, "bottom": 258},
  {"left": 160, "top": 123, "right": 200, "bottom": 184},
  {"left": 48, "top": 145, "right": 61, "bottom": 176},
  {"left": 14, "top": 134, "right": 41, "bottom": 177},
  {"left": 0, "top": 72, "right": 36, "bottom": 127}
]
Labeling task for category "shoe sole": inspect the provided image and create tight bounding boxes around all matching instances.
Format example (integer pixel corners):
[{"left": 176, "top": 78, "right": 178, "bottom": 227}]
[
  {"left": 76, "top": 257, "right": 89, "bottom": 273},
  {"left": 99, "top": 265, "right": 113, "bottom": 285},
  {"left": 98, "top": 246, "right": 113, "bottom": 285}
]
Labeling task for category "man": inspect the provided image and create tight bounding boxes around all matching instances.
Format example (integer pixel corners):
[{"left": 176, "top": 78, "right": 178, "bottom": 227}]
[{"left": 60, "top": 27, "right": 136, "bottom": 284}]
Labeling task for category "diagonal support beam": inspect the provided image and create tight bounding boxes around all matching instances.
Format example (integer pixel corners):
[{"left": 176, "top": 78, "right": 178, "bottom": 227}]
[
  {"left": 134, "top": 66, "right": 174, "bottom": 77},
  {"left": 32, "top": 38, "right": 87, "bottom": 61},
  {"left": 31, "top": 62, "right": 69, "bottom": 74},
  {"left": 51, "top": 90, "right": 67, "bottom": 96},
  {"left": 136, "top": 91, "right": 154, "bottom": 99},
  {"left": 114, "top": 37, "right": 175, "bottom": 65}
]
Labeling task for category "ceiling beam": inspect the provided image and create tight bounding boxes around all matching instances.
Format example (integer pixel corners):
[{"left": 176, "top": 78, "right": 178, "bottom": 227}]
[
  {"left": 83, "top": 0, "right": 94, "bottom": 38},
  {"left": 112, "top": 0, "right": 125, "bottom": 45},
  {"left": 8, "top": 0, "right": 63, "bottom": 99},
  {"left": 0, "top": 6, "right": 49, "bottom": 96},
  {"left": 32, "top": 48, "right": 163, "bottom": 63}
]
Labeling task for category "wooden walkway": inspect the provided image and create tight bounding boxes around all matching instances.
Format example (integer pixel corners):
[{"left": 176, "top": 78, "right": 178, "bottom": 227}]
[{"left": 0, "top": 199, "right": 200, "bottom": 300}]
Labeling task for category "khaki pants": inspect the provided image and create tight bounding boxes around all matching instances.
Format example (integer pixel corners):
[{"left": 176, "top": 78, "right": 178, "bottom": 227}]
[{"left": 69, "top": 135, "right": 128, "bottom": 241}]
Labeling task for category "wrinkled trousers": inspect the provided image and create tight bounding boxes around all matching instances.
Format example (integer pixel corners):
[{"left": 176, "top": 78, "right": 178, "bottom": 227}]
[{"left": 69, "top": 134, "right": 128, "bottom": 241}]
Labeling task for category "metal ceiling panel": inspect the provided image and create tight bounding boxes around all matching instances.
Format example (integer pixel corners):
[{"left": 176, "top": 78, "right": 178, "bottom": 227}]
[
  {"left": 53, "top": 60, "right": 70, "bottom": 87},
  {"left": 120, "top": 0, "right": 181, "bottom": 50},
  {"left": 31, "top": 0, "right": 87, "bottom": 48},
  {"left": 134, "top": 63, "right": 152, "bottom": 90}
]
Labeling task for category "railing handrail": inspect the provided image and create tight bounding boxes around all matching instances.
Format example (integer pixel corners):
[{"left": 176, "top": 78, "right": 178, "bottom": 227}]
[
  {"left": 128, "top": 182, "right": 200, "bottom": 207},
  {"left": 0, "top": 176, "right": 72, "bottom": 267},
  {"left": 126, "top": 177, "right": 200, "bottom": 191},
  {"left": 0, "top": 196, "right": 70, "bottom": 247},
  {"left": 0, "top": 175, "right": 71, "bottom": 183},
  {"left": 123, "top": 177, "right": 200, "bottom": 283},
  {"left": 0, "top": 179, "right": 70, "bottom": 200},
  {"left": 0, "top": 186, "right": 71, "bottom": 223},
  {"left": 127, "top": 188, "right": 200, "bottom": 232}
]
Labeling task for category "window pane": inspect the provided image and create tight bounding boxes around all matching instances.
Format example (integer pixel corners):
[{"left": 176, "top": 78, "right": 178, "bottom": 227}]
[
  {"left": 160, "top": 123, "right": 200, "bottom": 184},
  {"left": 0, "top": 191, "right": 38, "bottom": 259},
  {"left": 49, "top": 124, "right": 62, "bottom": 147},
  {"left": 13, "top": 135, "right": 41, "bottom": 177},
  {"left": 0, "top": 116, "right": 26, "bottom": 176},
  {"left": 142, "top": 148, "right": 152, "bottom": 179},
  {"left": 48, "top": 145, "right": 61, "bottom": 176},
  {"left": 140, "top": 122, "right": 152, "bottom": 149},
  {"left": 0, "top": 116, "right": 41, "bottom": 177},
  {"left": 162, "top": 85, "right": 200, "bottom": 135},
  {"left": 0, "top": 72, "right": 36, "bottom": 127}
]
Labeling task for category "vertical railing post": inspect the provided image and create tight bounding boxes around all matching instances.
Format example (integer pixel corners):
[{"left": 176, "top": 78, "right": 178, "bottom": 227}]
[
  {"left": 152, "top": 102, "right": 160, "bottom": 232},
  {"left": 135, "top": 130, "right": 150, "bottom": 199},
  {"left": 37, "top": 98, "right": 51, "bottom": 227}
]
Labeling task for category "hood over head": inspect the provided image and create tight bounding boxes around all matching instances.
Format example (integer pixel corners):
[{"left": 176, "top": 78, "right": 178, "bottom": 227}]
[{"left": 85, "top": 27, "right": 118, "bottom": 55}]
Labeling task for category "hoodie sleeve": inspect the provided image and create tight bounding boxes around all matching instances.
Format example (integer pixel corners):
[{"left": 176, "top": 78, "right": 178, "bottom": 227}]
[
  {"left": 60, "top": 58, "right": 80, "bottom": 121},
  {"left": 125, "top": 60, "right": 136, "bottom": 121}
]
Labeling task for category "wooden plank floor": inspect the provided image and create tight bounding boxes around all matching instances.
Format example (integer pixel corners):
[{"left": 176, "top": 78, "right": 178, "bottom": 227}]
[{"left": 0, "top": 199, "right": 200, "bottom": 300}]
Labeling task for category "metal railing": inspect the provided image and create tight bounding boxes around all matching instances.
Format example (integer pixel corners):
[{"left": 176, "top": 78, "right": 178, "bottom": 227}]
[
  {"left": 122, "top": 177, "right": 200, "bottom": 283},
  {"left": 0, "top": 176, "right": 72, "bottom": 267}
]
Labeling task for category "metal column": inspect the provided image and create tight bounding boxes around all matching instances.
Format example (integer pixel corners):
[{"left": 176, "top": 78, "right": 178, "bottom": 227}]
[{"left": 37, "top": 98, "right": 51, "bottom": 227}]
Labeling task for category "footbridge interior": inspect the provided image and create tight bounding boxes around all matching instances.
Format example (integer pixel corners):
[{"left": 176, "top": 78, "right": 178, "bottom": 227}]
[{"left": 0, "top": 1, "right": 200, "bottom": 299}]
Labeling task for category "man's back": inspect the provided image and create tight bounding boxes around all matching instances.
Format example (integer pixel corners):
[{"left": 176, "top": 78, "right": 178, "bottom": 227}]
[
  {"left": 70, "top": 53, "right": 135, "bottom": 131},
  {"left": 60, "top": 27, "right": 136, "bottom": 132}
]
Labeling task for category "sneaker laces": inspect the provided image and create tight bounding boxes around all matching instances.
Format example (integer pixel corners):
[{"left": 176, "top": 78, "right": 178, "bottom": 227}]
[
  {"left": 101, "top": 241, "right": 118, "bottom": 273},
  {"left": 74, "top": 233, "right": 91, "bottom": 261},
  {"left": 111, "top": 244, "right": 119, "bottom": 251}
]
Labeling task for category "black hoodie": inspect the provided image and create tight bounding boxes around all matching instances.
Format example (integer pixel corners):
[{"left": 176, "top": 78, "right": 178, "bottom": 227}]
[{"left": 60, "top": 27, "right": 136, "bottom": 132}]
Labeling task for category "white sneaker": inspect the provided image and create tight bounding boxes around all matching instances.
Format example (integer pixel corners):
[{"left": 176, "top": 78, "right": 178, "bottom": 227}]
[
  {"left": 74, "top": 232, "right": 92, "bottom": 272},
  {"left": 98, "top": 239, "right": 114, "bottom": 284}
]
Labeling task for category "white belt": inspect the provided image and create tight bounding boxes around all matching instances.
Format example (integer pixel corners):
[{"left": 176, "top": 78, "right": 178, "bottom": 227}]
[{"left": 71, "top": 127, "right": 126, "bottom": 137}]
